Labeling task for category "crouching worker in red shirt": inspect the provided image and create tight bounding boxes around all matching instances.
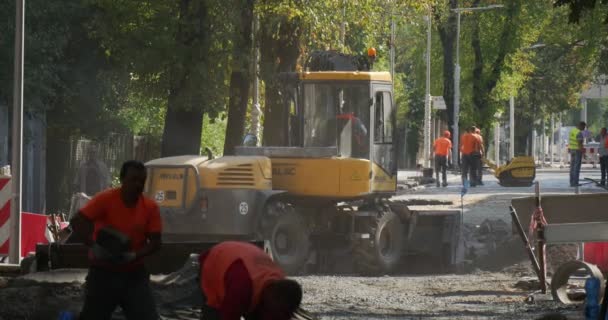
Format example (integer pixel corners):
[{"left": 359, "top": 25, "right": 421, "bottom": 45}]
[
  {"left": 199, "top": 241, "right": 302, "bottom": 320},
  {"left": 70, "top": 160, "right": 162, "bottom": 320}
]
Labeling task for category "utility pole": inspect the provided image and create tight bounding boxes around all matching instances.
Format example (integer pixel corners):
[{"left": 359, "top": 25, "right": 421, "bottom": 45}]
[
  {"left": 10, "top": 0, "right": 25, "bottom": 264},
  {"left": 494, "top": 112, "right": 501, "bottom": 166},
  {"left": 509, "top": 96, "right": 515, "bottom": 160},
  {"left": 581, "top": 98, "right": 588, "bottom": 123},
  {"left": 390, "top": 18, "right": 395, "bottom": 85},
  {"left": 453, "top": 11, "right": 461, "bottom": 167},
  {"left": 249, "top": 14, "right": 261, "bottom": 144},
  {"left": 550, "top": 114, "right": 555, "bottom": 166},
  {"left": 341, "top": 0, "right": 346, "bottom": 50},
  {"left": 423, "top": 13, "right": 431, "bottom": 168}
]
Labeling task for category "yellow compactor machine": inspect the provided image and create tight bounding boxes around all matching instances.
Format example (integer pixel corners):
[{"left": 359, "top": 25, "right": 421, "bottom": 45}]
[
  {"left": 483, "top": 157, "right": 536, "bottom": 187},
  {"left": 144, "top": 53, "right": 462, "bottom": 275}
]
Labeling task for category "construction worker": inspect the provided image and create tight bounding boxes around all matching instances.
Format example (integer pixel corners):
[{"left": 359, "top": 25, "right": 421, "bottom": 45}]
[
  {"left": 569, "top": 121, "right": 586, "bottom": 187},
  {"left": 460, "top": 127, "right": 479, "bottom": 186},
  {"left": 198, "top": 241, "right": 303, "bottom": 320},
  {"left": 599, "top": 127, "right": 608, "bottom": 185},
  {"left": 70, "top": 160, "right": 162, "bottom": 320},
  {"left": 473, "top": 128, "right": 485, "bottom": 186},
  {"left": 433, "top": 130, "right": 452, "bottom": 187}
]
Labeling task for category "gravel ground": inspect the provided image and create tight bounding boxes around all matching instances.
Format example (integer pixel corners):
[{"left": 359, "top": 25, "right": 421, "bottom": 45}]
[{"left": 0, "top": 170, "right": 600, "bottom": 320}]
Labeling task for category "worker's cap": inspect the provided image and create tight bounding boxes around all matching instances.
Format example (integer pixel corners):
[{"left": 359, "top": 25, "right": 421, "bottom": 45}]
[{"left": 443, "top": 130, "right": 451, "bottom": 138}]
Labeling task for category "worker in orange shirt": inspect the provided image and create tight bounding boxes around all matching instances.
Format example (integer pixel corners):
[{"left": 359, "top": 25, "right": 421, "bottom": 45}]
[
  {"left": 70, "top": 160, "right": 162, "bottom": 320},
  {"left": 433, "top": 130, "right": 452, "bottom": 187},
  {"left": 460, "top": 127, "right": 480, "bottom": 186},
  {"left": 198, "top": 241, "right": 303, "bottom": 320},
  {"left": 473, "top": 128, "right": 485, "bottom": 186}
]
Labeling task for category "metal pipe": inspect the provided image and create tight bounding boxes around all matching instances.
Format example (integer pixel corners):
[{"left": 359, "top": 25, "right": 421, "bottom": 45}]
[
  {"left": 9, "top": 0, "right": 25, "bottom": 264},
  {"left": 494, "top": 121, "right": 500, "bottom": 165},
  {"left": 250, "top": 14, "right": 261, "bottom": 144},
  {"left": 550, "top": 114, "right": 555, "bottom": 166},
  {"left": 509, "top": 96, "right": 515, "bottom": 160},
  {"left": 424, "top": 12, "right": 431, "bottom": 168},
  {"left": 453, "top": 11, "right": 461, "bottom": 168}
]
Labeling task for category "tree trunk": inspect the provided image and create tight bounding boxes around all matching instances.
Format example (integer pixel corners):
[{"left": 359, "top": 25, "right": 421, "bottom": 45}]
[
  {"left": 436, "top": 0, "right": 457, "bottom": 139},
  {"left": 260, "top": 16, "right": 302, "bottom": 146},
  {"left": 223, "top": 0, "right": 254, "bottom": 155},
  {"left": 160, "top": 0, "right": 207, "bottom": 157},
  {"left": 161, "top": 92, "right": 204, "bottom": 156}
]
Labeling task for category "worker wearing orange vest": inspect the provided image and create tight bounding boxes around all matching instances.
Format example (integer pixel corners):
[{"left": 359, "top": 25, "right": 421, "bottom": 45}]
[
  {"left": 433, "top": 131, "right": 452, "bottom": 187},
  {"left": 473, "top": 128, "right": 485, "bottom": 186},
  {"left": 460, "top": 127, "right": 482, "bottom": 186},
  {"left": 198, "top": 241, "right": 302, "bottom": 320}
]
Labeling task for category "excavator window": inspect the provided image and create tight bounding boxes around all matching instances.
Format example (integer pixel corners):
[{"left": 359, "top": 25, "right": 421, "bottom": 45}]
[
  {"left": 302, "top": 82, "right": 370, "bottom": 159},
  {"left": 373, "top": 91, "right": 393, "bottom": 144}
]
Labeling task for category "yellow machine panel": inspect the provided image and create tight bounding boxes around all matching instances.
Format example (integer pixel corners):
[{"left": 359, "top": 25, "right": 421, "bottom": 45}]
[
  {"left": 199, "top": 156, "right": 272, "bottom": 190},
  {"left": 145, "top": 155, "right": 272, "bottom": 210},
  {"left": 146, "top": 166, "right": 198, "bottom": 209},
  {"left": 370, "top": 162, "right": 397, "bottom": 193},
  {"left": 270, "top": 158, "right": 371, "bottom": 198}
]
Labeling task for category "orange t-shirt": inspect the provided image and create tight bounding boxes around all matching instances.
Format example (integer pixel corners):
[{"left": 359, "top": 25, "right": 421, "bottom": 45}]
[
  {"left": 460, "top": 133, "right": 481, "bottom": 155},
  {"left": 80, "top": 188, "right": 162, "bottom": 270},
  {"left": 434, "top": 137, "right": 452, "bottom": 156},
  {"left": 201, "top": 241, "right": 285, "bottom": 311}
]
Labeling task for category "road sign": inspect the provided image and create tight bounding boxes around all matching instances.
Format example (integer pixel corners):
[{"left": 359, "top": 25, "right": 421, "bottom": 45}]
[{"left": 432, "top": 96, "right": 447, "bottom": 110}]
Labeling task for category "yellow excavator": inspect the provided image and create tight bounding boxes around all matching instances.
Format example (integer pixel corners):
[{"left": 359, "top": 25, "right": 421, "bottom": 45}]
[{"left": 140, "top": 50, "right": 462, "bottom": 275}]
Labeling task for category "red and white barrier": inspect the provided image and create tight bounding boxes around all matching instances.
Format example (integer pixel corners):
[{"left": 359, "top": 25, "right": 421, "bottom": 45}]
[
  {"left": 0, "top": 176, "right": 11, "bottom": 253},
  {"left": 582, "top": 143, "right": 599, "bottom": 168},
  {"left": 563, "top": 142, "right": 600, "bottom": 168},
  {"left": 0, "top": 176, "right": 53, "bottom": 259}
]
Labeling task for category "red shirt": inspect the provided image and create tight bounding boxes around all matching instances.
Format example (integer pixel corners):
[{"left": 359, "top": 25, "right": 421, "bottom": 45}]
[
  {"left": 199, "top": 251, "right": 253, "bottom": 320},
  {"left": 80, "top": 188, "right": 162, "bottom": 271},
  {"left": 433, "top": 137, "right": 452, "bottom": 156}
]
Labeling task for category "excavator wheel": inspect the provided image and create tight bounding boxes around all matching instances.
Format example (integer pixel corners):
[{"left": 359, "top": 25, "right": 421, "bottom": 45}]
[
  {"left": 266, "top": 208, "right": 311, "bottom": 275},
  {"left": 354, "top": 209, "right": 404, "bottom": 275}
]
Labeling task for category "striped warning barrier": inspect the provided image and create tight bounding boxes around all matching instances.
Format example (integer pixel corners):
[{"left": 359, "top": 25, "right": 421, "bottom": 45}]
[
  {"left": 0, "top": 176, "right": 11, "bottom": 255},
  {"left": 0, "top": 176, "right": 53, "bottom": 258},
  {"left": 583, "top": 142, "right": 599, "bottom": 168}
]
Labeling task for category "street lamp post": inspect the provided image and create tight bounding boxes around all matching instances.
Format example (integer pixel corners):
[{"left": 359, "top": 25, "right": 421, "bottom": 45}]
[
  {"left": 10, "top": 0, "right": 25, "bottom": 264},
  {"left": 451, "top": 5, "right": 504, "bottom": 167},
  {"left": 423, "top": 13, "right": 432, "bottom": 168},
  {"left": 509, "top": 95, "right": 515, "bottom": 160}
]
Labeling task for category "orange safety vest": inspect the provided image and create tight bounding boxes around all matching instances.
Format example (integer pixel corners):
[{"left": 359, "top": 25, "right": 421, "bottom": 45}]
[{"left": 200, "top": 241, "right": 285, "bottom": 311}]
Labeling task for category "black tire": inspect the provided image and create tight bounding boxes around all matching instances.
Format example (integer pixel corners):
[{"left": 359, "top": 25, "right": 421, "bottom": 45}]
[
  {"left": 355, "top": 210, "right": 404, "bottom": 275},
  {"left": 269, "top": 211, "right": 310, "bottom": 275}
]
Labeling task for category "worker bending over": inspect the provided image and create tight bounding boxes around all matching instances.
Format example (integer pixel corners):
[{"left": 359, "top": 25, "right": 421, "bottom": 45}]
[
  {"left": 433, "top": 130, "right": 452, "bottom": 187},
  {"left": 70, "top": 160, "right": 162, "bottom": 320},
  {"left": 198, "top": 241, "right": 303, "bottom": 320}
]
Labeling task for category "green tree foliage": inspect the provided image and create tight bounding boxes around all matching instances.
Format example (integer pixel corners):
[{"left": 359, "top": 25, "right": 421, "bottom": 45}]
[{"left": 86, "top": 0, "right": 235, "bottom": 156}]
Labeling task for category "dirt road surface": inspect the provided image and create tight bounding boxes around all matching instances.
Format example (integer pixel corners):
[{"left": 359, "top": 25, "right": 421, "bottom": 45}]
[{"left": 0, "top": 169, "right": 601, "bottom": 319}]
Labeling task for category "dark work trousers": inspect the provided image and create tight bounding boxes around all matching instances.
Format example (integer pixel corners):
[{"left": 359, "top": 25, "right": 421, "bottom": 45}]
[
  {"left": 601, "top": 155, "right": 608, "bottom": 184},
  {"left": 570, "top": 150, "right": 583, "bottom": 187},
  {"left": 79, "top": 267, "right": 159, "bottom": 320},
  {"left": 435, "top": 155, "right": 448, "bottom": 185},
  {"left": 472, "top": 152, "right": 483, "bottom": 185},
  {"left": 461, "top": 154, "right": 477, "bottom": 184}
]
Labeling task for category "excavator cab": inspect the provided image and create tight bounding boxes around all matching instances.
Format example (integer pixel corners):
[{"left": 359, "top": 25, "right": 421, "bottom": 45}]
[{"left": 277, "top": 71, "right": 398, "bottom": 195}]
